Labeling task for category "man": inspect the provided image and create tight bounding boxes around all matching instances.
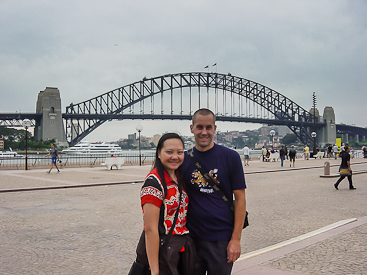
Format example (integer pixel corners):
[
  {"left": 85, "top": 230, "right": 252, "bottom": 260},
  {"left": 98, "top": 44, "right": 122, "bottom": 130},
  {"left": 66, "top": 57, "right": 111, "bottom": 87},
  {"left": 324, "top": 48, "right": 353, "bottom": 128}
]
[
  {"left": 304, "top": 145, "right": 309, "bottom": 160},
  {"left": 288, "top": 145, "right": 297, "bottom": 167},
  {"left": 334, "top": 146, "right": 356, "bottom": 190},
  {"left": 243, "top": 144, "right": 250, "bottom": 166},
  {"left": 333, "top": 144, "right": 339, "bottom": 159},
  {"left": 44, "top": 143, "right": 60, "bottom": 174},
  {"left": 182, "top": 108, "right": 246, "bottom": 275},
  {"left": 279, "top": 145, "right": 285, "bottom": 167},
  {"left": 340, "top": 143, "right": 345, "bottom": 152},
  {"left": 327, "top": 144, "right": 333, "bottom": 159},
  {"left": 261, "top": 146, "right": 267, "bottom": 162},
  {"left": 284, "top": 145, "right": 288, "bottom": 160}
]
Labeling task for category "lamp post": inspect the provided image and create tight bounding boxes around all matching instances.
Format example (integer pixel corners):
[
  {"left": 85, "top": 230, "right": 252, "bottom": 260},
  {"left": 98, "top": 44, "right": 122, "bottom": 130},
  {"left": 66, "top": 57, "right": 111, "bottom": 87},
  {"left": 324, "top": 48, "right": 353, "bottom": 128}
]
[
  {"left": 22, "top": 119, "right": 31, "bottom": 170},
  {"left": 270, "top": 130, "right": 276, "bottom": 147},
  {"left": 311, "top": 131, "right": 317, "bottom": 154},
  {"left": 136, "top": 124, "right": 143, "bottom": 166},
  {"left": 312, "top": 92, "right": 317, "bottom": 154}
]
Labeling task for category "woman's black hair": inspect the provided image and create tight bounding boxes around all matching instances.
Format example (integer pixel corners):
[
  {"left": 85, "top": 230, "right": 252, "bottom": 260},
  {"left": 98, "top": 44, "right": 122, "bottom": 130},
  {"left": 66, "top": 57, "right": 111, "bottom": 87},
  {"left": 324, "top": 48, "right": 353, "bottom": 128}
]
[{"left": 153, "top": 133, "right": 185, "bottom": 192}]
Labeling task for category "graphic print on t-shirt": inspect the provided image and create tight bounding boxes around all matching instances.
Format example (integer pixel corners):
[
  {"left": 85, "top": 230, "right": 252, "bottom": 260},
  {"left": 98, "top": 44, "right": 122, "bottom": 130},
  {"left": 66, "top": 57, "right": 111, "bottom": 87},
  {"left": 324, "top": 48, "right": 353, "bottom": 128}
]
[{"left": 191, "top": 168, "right": 219, "bottom": 194}]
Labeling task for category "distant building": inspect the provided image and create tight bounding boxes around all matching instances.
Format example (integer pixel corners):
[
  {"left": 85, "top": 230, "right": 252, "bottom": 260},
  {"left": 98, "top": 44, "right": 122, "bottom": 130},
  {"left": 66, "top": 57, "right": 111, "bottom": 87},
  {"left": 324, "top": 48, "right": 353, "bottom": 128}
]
[
  {"left": 0, "top": 137, "right": 4, "bottom": 150},
  {"left": 260, "top": 125, "right": 290, "bottom": 137},
  {"left": 128, "top": 133, "right": 136, "bottom": 140}
]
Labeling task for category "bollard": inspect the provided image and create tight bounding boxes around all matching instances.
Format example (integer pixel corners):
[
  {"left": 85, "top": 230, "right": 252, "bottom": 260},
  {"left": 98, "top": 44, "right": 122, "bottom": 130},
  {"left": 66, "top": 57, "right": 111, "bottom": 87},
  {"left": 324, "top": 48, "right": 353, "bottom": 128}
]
[{"left": 324, "top": 161, "right": 330, "bottom": 175}]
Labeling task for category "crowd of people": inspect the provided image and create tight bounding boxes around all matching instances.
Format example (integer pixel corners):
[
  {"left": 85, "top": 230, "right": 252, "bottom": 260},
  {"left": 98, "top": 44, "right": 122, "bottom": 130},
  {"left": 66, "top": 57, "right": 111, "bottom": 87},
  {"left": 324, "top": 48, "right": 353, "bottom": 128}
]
[{"left": 249, "top": 142, "right": 356, "bottom": 167}]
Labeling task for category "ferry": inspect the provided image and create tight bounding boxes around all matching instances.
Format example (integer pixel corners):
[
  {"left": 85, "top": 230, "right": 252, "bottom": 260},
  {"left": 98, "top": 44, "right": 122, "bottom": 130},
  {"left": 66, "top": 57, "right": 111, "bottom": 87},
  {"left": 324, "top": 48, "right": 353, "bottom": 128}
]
[
  {"left": 0, "top": 150, "right": 24, "bottom": 159},
  {"left": 62, "top": 141, "right": 123, "bottom": 155}
]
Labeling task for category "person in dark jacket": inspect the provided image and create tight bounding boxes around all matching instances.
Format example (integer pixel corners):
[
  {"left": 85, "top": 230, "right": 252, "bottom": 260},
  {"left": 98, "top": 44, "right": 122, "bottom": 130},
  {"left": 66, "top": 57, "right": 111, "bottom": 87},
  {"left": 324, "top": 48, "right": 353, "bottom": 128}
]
[
  {"left": 334, "top": 146, "right": 356, "bottom": 190},
  {"left": 288, "top": 145, "right": 297, "bottom": 167},
  {"left": 279, "top": 145, "right": 285, "bottom": 167}
]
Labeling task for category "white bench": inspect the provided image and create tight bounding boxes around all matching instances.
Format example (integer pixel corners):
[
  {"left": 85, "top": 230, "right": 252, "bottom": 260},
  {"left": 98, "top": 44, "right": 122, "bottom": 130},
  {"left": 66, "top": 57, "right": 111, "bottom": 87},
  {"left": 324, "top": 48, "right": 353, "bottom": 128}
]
[
  {"left": 266, "top": 152, "right": 279, "bottom": 162},
  {"left": 313, "top": 151, "right": 325, "bottom": 159},
  {"left": 104, "top": 157, "right": 125, "bottom": 170}
]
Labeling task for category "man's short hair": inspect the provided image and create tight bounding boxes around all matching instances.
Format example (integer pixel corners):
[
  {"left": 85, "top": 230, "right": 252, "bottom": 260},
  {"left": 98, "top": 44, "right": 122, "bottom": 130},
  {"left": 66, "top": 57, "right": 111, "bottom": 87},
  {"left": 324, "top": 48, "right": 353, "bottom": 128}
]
[{"left": 192, "top": 108, "right": 216, "bottom": 124}]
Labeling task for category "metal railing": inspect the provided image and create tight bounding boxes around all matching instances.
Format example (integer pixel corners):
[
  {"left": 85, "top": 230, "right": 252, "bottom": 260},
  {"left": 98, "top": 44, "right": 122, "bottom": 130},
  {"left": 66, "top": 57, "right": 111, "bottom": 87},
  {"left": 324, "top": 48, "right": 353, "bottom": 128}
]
[{"left": 0, "top": 153, "right": 155, "bottom": 170}]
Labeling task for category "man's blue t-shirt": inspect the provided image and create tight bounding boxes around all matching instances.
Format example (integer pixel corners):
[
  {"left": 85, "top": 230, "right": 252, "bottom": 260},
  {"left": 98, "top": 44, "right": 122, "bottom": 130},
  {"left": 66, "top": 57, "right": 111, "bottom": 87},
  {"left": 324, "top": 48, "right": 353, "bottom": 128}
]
[{"left": 182, "top": 144, "right": 246, "bottom": 241}]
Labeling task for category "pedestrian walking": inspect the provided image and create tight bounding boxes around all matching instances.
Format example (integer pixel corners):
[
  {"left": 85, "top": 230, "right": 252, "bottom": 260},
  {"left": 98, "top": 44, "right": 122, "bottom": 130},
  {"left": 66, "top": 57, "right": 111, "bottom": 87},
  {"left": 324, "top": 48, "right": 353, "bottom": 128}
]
[
  {"left": 284, "top": 145, "right": 288, "bottom": 160},
  {"left": 333, "top": 144, "right": 339, "bottom": 159},
  {"left": 363, "top": 145, "right": 367, "bottom": 158},
  {"left": 243, "top": 144, "right": 250, "bottom": 166},
  {"left": 340, "top": 143, "right": 345, "bottom": 152},
  {"left": 182, "top": 108, "right": 246, "bottom": 275},
  {"left": 304, "top": 145, "right": 310, "bottom": 160},
  {"left": 279, "top": 145, "right": 285, "bottom": 167},
  {"left": 288, "top": 145, "right": 297, "bottom": 167},
  {"left": 334, "top": 146, "right": 356, "bottom": 190},
  {"left": 327, "top": 144, "right": 333, "bottom": 159},
  {"left": 44, "top": 143, "right": 60, "bottom": 174},
  {"left": 261, "top": 146, "right": 267, "bottom": 162}
]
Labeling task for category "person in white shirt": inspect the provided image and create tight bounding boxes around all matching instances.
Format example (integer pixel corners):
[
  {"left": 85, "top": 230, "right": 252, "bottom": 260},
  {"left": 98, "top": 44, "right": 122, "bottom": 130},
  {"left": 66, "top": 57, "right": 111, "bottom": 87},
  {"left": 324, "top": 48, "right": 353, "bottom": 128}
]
[
  {"left": 243, "top": 144, "right": 250, "bottom": 166},
  {"left": 333, "top": 144, "right": 339, "bottom": 159},
  {"left": 261, "top": 146, "right": 267, "bottom": 162}
]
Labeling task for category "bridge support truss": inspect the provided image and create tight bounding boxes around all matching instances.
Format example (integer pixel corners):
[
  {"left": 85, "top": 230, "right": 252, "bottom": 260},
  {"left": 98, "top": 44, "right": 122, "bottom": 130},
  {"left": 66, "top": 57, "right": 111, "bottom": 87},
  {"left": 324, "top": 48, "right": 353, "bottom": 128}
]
[{"left": 65, "top": 72, "right": 320, "bottom": 146}]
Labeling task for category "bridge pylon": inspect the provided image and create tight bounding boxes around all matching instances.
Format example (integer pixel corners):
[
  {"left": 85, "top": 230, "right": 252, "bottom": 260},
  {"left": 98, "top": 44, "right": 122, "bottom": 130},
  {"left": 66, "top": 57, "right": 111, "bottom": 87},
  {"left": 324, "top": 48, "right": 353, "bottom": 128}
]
[
  {"left": 319, "top": 106, "right": 337, "bottom": 146},
  {"left": 34, "top": 87, "right": 67, "bottom": 146}
]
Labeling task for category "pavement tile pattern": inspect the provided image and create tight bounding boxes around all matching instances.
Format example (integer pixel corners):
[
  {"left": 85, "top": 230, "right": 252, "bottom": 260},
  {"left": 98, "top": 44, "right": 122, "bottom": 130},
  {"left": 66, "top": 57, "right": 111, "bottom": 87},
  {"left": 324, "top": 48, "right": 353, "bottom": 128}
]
[
  {"left": 0, "top": 157, "right": 366, "bottom": 274},
  {"left": 264, "top": 224, "right": 367, "bottom": 275}
]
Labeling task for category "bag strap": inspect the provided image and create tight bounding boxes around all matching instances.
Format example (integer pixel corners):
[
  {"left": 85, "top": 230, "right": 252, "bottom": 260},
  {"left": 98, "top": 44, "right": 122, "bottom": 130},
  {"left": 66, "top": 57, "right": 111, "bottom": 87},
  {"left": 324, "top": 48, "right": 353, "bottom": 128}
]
[
  {"left": 160, "top": 182, "right": 182, "bottom": 250},
  {"left": 187, "top": 148, "right": 234, "bottom": 212}
]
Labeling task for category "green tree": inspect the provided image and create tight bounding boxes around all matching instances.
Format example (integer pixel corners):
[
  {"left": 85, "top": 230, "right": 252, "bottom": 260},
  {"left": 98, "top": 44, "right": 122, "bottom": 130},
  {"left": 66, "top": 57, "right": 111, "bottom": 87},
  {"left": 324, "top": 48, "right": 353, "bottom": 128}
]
[
  {"left": 281, "top": 134, "right": 298, "bottom": 145},
  {"left": 233, "top": 137, "right": 246, "bottom": 149},
  {"left": 118, "top": 139, "right": 135, "bottom": 149},
  {"left": 0, "top": 126, "right": 54, "bottom": 150}
]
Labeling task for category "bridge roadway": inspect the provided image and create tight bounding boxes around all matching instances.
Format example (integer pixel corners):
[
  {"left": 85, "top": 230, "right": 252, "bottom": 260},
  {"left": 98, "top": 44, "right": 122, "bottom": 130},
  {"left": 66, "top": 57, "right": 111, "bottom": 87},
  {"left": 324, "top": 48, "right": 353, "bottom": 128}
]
[
  {"left": 1, "top": 157, "right": 366, "bottom": 274},
  {"left": 1, "top": 112, "right": 320, "bottom": 127},
  {"left": 2, "top": 112, "right": 366, "bottom": 136}
]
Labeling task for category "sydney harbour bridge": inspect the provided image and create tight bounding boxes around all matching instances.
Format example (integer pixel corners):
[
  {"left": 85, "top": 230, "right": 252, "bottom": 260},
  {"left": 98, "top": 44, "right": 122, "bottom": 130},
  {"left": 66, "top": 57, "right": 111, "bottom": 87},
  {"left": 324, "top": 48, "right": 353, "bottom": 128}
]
[{"left": 1, "top": 72, "right": 366, "bottom": 147}]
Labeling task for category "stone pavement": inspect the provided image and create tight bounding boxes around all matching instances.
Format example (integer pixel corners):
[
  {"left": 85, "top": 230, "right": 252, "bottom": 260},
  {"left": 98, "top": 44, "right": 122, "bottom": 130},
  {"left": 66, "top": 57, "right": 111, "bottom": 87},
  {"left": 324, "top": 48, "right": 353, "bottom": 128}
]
[{"left": 0, "top": 157, "right": 366, "bottom": 274}]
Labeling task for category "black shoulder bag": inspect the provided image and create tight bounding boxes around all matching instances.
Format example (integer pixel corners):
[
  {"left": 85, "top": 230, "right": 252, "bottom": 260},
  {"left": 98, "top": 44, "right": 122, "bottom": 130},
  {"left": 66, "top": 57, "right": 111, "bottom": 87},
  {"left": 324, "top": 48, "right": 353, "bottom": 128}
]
[{"left": 187, "top": 148, "right": 249, "bottom": 229}]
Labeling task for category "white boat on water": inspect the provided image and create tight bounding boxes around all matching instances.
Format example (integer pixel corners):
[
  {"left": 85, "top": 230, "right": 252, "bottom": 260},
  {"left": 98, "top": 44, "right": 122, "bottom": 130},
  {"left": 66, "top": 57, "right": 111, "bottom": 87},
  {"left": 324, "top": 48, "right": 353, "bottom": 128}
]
[
  {"left": 62, "top": 141, "right": 124, "bottom": 155},
  {"left": 0, "top": 150, "right": 24, "bottom": 159}
]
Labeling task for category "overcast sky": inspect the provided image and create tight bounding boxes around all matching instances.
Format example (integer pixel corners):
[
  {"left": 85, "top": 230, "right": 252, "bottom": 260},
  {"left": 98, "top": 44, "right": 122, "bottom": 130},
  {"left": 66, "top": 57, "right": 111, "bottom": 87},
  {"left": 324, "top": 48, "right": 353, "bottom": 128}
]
[{"left": 1, "top": 0, "right": 366, "bottom": 142}]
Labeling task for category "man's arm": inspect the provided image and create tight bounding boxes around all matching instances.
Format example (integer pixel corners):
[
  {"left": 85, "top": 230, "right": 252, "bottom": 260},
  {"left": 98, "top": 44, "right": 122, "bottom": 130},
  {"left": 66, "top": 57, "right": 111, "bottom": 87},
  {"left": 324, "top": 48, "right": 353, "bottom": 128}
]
[{"left": 227, "top": 188, "right": 246, "bottom": 263}]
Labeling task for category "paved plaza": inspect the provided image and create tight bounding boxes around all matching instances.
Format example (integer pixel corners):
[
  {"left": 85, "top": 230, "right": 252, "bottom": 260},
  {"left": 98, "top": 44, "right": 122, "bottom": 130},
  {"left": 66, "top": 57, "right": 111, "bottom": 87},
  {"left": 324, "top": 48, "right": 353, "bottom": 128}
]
[{"left": 0, "top": 156, "right": 366, "bottom": 274}]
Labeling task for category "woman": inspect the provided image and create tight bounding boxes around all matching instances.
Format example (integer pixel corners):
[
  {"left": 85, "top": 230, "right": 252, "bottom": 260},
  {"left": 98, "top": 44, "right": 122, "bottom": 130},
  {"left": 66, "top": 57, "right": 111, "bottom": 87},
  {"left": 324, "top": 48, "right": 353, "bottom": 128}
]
[
  {"left": 136, "top": 133, "right": 195, "bottom": 275},
  {"left": 334, "top": 146, "right": 356, "bottom": 190}
]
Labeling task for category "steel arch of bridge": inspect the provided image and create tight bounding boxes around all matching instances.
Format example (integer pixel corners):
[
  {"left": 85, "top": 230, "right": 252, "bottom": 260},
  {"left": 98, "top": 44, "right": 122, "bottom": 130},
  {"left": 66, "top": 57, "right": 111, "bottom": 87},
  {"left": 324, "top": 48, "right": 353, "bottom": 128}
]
[{"left": 65, "top": 72, "right": 317, "bottom": 146}]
